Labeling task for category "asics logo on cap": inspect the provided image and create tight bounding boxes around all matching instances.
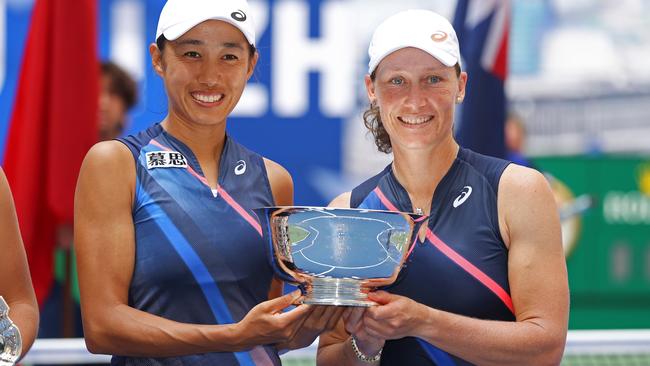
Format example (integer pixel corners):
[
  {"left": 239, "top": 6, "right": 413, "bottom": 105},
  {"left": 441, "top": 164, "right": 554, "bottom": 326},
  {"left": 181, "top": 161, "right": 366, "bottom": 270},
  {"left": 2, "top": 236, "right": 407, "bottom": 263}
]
[
  {"left": 234, "top": 160, "right": 247, "bottom": 175},
  {"left": 231, "top": 10, "right": 247, "bottom": 22},
  {"left": 431, "top": 31, "right": 448, "bottom": 42},
  {"left": 453, "top": 186, "right": 472, "bottom": 208}
]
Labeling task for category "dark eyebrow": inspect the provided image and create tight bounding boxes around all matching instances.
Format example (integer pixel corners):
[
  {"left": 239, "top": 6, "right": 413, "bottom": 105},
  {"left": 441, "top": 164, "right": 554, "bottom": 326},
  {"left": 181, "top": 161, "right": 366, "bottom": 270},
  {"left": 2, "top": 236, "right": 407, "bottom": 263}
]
[
  {"left": 173, "top": 39, "right": 203, "bottom": 46},
  {"left": 223, "top": 42, "right": 244, "bottom": 50},
  {"left": 172, "top": 39, "right": 244, "bottom": 50}
]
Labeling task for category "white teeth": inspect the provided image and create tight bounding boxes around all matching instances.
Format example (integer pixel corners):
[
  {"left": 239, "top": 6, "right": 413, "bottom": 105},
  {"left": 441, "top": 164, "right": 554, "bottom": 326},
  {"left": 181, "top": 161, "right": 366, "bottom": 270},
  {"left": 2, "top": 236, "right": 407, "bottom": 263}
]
[
  {"left": 399, "top": 116, "right": 432, "bottom": 125},
  {"left": 193, "top": 93, "right": 223, "bottom": 103}
]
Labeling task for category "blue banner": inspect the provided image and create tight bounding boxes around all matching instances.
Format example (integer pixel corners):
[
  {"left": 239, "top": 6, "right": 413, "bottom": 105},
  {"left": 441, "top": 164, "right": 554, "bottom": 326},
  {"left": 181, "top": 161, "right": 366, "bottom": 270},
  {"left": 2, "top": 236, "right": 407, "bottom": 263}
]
[{"left": 453, "top": 0, "right": 509, "bottom": 159}]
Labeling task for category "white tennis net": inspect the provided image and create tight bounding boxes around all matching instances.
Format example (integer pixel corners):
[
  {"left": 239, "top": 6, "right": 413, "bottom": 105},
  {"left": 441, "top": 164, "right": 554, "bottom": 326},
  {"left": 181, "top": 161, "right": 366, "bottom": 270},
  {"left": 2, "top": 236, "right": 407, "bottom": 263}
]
[{"left": 20, "top": 329, "right": 650, "bottom": 365}]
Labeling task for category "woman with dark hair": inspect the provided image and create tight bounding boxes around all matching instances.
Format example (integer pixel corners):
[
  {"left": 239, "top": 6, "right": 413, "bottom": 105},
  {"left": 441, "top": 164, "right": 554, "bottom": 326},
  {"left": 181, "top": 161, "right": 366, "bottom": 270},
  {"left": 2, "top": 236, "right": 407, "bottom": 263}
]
[
  {"left": 75, "top": 0, "right": 341, "bottom": 364},
  {"left": 318, "top": 9, "right": 568, "bottom": 366}
]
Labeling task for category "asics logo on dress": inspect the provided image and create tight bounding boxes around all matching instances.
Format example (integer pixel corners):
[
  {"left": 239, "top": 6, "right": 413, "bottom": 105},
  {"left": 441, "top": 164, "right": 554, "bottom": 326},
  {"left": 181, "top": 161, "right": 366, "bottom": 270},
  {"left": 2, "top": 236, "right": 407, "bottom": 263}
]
[
  {"left": 453, "top": 186, "right": 472, "bottom": 208},
  {"left": 234, "top": 160, "right": 247, "bottom": 175}
]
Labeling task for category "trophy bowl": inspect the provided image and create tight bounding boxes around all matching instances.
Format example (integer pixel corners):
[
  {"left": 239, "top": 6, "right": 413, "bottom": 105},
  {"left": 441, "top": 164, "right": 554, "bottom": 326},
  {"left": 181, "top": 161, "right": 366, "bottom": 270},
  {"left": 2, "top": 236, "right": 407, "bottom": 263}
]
[{"left": 254, "top": 207, "right": 425, "bottom": 306}]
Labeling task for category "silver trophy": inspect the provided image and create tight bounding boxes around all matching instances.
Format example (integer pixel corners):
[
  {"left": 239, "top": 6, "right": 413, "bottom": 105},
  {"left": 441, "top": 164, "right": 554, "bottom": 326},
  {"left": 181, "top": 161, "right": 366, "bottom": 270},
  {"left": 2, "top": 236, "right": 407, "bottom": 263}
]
[
  {"left": 0, "top": 296, "right": 21, "bottom": 366},
  {"left": 255, "top": 207, "right": 425, "bottom": 306}
]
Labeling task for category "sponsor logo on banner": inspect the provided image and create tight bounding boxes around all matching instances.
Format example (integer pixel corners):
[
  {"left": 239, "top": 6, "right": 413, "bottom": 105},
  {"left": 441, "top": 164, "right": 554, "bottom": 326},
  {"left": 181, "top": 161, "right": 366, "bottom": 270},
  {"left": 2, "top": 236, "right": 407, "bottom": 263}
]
[{"left": 603, "top": 165, "right": 650, "bottom": 225}]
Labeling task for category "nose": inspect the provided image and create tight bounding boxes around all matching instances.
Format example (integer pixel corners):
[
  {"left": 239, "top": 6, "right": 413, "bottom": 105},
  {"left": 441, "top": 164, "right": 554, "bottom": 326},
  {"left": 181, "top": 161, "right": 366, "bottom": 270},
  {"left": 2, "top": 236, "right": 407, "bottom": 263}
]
[
  {"left": 198, "top": 62, "right": 222, "bottom": 88},
  {"left": 403, "top": 84, "right": 427, "bottom": 110}
]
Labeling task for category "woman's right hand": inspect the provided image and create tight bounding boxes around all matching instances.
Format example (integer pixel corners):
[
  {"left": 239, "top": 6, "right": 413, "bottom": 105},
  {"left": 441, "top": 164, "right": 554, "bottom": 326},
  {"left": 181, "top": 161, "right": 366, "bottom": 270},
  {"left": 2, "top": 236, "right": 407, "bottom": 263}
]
[
  {"left": 234, "top": 290, "right": 314, "bottom": 350},
  {"left": 342, "top": 307, "right": 385, "bottom": 357}
]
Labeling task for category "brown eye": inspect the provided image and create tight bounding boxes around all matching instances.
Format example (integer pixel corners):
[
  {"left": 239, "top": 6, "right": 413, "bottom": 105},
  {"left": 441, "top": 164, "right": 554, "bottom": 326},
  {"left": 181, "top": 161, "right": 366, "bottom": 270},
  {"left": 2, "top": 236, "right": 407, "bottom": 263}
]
[{"left": 184, "top": 51, "right": 200, "bottom": 58}]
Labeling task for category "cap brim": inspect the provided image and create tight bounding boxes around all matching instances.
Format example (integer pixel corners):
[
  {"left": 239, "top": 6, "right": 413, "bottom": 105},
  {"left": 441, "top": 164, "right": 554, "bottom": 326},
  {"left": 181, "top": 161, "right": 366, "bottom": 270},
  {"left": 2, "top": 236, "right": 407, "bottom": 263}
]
[
  {"left": 369, "top": 45, "right": 458, "bottom": 74},
  {"left": 160, "top": 16, "right": 255, "bottom": 46}
]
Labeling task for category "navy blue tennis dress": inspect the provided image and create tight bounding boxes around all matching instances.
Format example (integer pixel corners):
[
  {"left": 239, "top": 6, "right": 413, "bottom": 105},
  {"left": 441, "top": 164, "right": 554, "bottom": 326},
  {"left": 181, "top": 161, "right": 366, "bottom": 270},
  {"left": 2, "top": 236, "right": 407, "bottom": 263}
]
[
  {"left": 114, "top": 124, "right": 279, "bottom": 365},
  {"left": 351, "top": 147, "right": 515, "bottom": 366}
]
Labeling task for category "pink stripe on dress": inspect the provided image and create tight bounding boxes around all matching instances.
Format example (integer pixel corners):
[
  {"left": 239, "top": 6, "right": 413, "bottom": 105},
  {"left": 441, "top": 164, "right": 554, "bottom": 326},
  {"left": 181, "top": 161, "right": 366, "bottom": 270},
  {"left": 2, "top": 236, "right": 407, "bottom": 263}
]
[
  {"left": 371, "top": 186, "right": 513, "bottom": 313},
  {"left": 425, "top": 229, "right": 515, "bottom": 314},
  {"left": 216, "top": 185, "right": 263, "bottom": 236},
  {"left": 373, "top": 187, "right": 399, "bottom": 211},
  {"left": 148, "top": 138, "right": 262, "bottom": 236}
]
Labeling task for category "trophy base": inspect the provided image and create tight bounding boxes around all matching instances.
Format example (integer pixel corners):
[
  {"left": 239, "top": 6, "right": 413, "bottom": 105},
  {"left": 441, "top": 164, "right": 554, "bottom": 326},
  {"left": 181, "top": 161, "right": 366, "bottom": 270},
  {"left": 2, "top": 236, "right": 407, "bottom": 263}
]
[{"left": 303, "top": 277, "right": 376, "bottom": 307}]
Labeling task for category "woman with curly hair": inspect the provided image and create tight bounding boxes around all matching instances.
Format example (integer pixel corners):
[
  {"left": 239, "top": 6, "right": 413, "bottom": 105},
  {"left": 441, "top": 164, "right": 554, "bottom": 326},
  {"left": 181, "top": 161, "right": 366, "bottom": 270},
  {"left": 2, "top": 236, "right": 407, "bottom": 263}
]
[{"left": 318, "top": 9, "right": 568, "bottom": 366}]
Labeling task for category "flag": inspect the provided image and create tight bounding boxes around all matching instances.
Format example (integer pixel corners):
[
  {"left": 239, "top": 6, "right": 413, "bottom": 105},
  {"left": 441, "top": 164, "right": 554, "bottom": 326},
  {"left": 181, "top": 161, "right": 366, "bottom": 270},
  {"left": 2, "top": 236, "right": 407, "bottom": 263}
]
[
  {"left": 3, "top": 0, "right": 98, "bottom": 305},
  {"left": 453, "top": 0, "right": 510, "bottom": 158}
]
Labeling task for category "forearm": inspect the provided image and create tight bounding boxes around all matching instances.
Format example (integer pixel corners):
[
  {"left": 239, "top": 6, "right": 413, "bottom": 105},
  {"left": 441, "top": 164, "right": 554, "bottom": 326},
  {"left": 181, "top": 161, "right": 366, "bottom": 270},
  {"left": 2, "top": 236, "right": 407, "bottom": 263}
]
[
  {"left": 84, "top": 303, "right": 250, "bottom": 356},
  {"left": 7, "top": 300, "right": 39, "bottom": 359},
  {"left": 416, "top": 307, "right": 566, "bottom": 366},
  {"left": 318, "top": 337, "right": 379, "bottom": 366}
]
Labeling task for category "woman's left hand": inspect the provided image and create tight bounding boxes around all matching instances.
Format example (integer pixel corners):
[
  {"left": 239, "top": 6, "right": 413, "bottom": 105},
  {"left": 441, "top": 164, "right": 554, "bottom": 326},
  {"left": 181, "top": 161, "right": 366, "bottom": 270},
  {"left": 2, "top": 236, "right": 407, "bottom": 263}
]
[
  {"left": 278, "top": 304, "right": 345, "bottom": 351},
  {"left": 362, "top": 290, "right": 429, "bottom": 340}
]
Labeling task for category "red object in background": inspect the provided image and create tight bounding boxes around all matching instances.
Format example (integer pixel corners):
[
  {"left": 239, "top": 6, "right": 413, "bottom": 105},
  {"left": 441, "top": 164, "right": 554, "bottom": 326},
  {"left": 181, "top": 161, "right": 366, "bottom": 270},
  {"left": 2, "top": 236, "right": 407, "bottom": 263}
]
[{"left": 3, "top": 0, "right": 98, "bottom": 305}]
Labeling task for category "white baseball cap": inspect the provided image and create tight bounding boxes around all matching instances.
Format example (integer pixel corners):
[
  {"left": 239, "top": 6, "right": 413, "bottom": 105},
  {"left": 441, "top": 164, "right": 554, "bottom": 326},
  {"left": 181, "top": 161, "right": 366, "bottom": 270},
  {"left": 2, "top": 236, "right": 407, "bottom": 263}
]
[
  {"left": 155, "top": 0, "right": 256, "bottom": 46},
  {"left": 368, "top": 9, "right": 461, "bottom": 74}
]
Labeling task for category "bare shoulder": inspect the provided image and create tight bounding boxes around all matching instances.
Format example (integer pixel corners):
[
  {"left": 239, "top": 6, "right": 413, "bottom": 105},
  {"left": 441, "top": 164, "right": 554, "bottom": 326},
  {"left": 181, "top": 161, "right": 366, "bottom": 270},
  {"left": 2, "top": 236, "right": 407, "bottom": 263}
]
[
  {"left": 328, "top": 192, "right": 351, "bottom": 208},
  {"left": 263, "top": 157, "right": 292, "bottom": 185},
  {"left": 0, "top": 167, "right": 21, "bottom": 246},
  {"left": 83, "top": 140, "right": 133, "bottom": 168},
  {"left": 80, "top": 141, "right": 134, "bottom": 180},
  {"left": 0, "top": 167, "right": 11, "bottom": 204},
  {"left": 498, "top": 164, "right": 560, "bottom": 248},
  {"left": 0, "top": 168, "right": 23, "bottom": 246},
  {"left": 263, "top": 157, "right": 294, "bottom": 206},
  {"left": 499, "top": 164, "right": 555, "bottom": 207},
  {"left": 77, "top": 140, "right": 136, "bottom": 206}
]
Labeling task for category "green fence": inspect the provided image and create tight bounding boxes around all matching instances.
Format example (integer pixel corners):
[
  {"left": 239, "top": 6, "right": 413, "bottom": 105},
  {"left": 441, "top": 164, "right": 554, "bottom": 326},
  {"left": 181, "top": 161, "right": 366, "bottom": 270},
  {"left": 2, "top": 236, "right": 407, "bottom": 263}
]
[{"left": 534, "top": 156, "right": 650, "bottom": 329}]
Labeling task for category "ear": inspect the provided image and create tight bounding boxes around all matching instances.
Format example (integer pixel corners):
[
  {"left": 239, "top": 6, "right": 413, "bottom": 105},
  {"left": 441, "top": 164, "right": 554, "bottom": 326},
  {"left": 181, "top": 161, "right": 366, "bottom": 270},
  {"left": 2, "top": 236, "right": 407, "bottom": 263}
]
[
  {"left": 246, "top": 51, "right": 259, "bottom": 80},
  {"left": 149, "top": 43, "right": 164, "bottom": 77},
  {"left": 457, "top": 71, "right": 468, "bottom": 102},
  {"left": 364, "top": 74, "right": 377, "bottom": 105}
]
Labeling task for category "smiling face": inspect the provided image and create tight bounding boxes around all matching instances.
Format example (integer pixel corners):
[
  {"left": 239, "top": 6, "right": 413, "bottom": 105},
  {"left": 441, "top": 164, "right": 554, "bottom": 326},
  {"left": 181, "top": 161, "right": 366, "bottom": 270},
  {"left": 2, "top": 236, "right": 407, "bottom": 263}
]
[
  {"left": 149, "top": 20, "right": 258, "bottom": 129},
  {"left": 366, "top": 47, "right": 467, "bottom": 153}
]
